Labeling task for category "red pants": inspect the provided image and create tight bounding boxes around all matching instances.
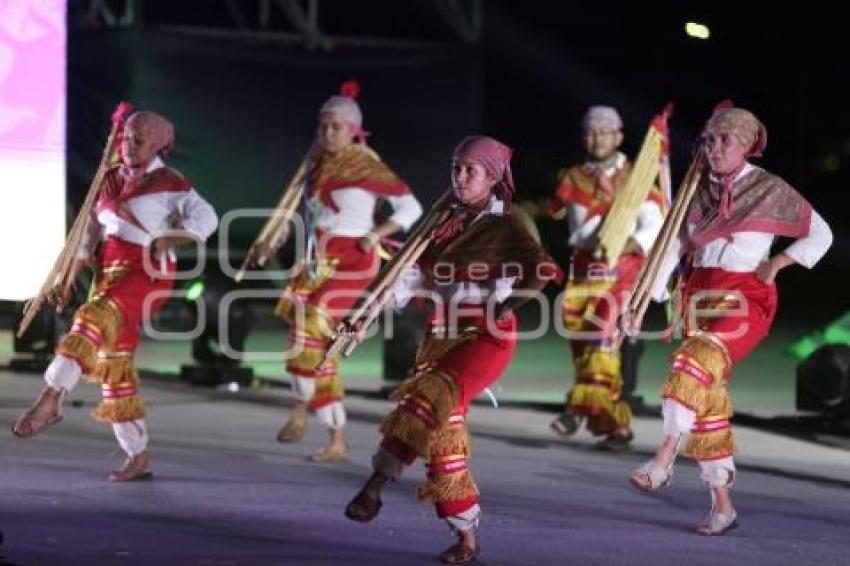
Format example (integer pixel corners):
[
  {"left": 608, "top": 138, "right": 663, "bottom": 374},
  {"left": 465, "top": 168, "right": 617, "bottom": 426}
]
[
  {"left": 379, "top": 310, "right": 517, "bottom": 518},
  {"left": 57, "top": 237, "right": 174, "bottom": 423},
  {"left": 97, "top": 237, "right": 175, "bottom": 350},
  {"left": 309, "top": 233, "right": 379, "bottom": 316},
  {"left": 661, "top": 267, "right": 779, "bottom": 461},
  {"left": 682, "top": 267, "right": 777, "bottom": 364}
]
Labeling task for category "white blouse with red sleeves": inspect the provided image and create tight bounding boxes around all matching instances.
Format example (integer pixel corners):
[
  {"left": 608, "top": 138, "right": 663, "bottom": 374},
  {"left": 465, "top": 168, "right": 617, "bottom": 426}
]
[
  {"left": 79, "top": 157, "right": 218, "bottom": 258},
  {"left": 314, "top": 186, "right": 422, "bottom": 237},
  {"left": 566, "top": 153, "right": 664, "bottom": 255},
  {"left": 651, "top": 163, "right": 833, "bottom": 301}
]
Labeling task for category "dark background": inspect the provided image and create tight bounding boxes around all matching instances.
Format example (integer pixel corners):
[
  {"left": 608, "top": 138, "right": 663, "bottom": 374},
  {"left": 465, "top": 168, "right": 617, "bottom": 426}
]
[{"left": 65, "top": 0, "right": 848, "bottom": 324}]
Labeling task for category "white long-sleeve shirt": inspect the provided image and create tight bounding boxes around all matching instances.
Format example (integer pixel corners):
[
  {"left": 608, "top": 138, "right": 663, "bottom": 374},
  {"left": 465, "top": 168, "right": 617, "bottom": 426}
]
[
  {"left": 392, "top": 196, "right": 516, "bottom": 310},
  {"left": 568, "top": 200, "right": 664, "bottom": 255},
  {"left": 315, "top": 187, "right": 422, "bottom": 237},
  {"left": 566, "top": 154, "right": 664, "bottom": 255},
  {"left": 80, "top": 157, "right": 218, "bottom": 259},
  {"left": 651, "top": 163, "right": 833, "bottom": 301}
]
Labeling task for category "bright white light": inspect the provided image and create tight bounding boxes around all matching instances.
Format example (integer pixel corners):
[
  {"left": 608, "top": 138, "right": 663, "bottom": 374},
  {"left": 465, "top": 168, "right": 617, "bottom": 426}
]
[
  {"left": 0, "top": 148, "right": 66, "bottom": 301},
  {"left": 685, "top": 22, "right": 711, "bottom": 40}
]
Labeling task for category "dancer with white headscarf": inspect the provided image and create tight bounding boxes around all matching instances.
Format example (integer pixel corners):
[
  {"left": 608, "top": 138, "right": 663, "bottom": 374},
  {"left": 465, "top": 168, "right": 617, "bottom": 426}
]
[{"left": 248, "top": 81, "right": 423, "bottom": 462}]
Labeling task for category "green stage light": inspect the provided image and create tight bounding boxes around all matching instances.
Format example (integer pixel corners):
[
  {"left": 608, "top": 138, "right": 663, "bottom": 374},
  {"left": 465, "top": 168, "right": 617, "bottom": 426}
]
[
  {"left": 186, "top": 280, "right": 206, "bottom": 302},
  {"left": 788, "top": 311, "right": 850, "bottom": 360},
  {"left": 824, "top": 323, "right": 850, "bottom": 344},
  {"left": 789, "top": 335, "right": 820, "bottom": 360}
]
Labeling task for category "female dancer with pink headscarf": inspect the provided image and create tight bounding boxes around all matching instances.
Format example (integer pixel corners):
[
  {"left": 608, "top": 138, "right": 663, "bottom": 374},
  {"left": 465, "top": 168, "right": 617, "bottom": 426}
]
[
  {"left": 344, "top": 136, "right": 558, "bottom": 563},
  {"left": 13, "top": 110, "right": 218, "bottom": 482}
]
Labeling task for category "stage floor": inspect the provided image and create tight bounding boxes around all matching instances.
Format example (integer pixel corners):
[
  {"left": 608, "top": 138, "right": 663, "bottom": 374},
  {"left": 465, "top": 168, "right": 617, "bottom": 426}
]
[{"left": 1, "top": 318, "right": 819, "bottom": 419}]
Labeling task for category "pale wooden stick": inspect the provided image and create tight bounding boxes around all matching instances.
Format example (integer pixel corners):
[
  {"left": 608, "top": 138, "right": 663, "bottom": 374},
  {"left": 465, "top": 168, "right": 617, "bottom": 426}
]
[
  {"left": 613, "top": 150, "right": 707, "bottom": 349},
  {"left": 321, "top": 191, "right": 453, "bottom": 363},
  {"left": 18, "top": 102, "right": 132, "bottom": 337},
  {"left": 234, "top": 158, "right": 308, "bottom": 282}
]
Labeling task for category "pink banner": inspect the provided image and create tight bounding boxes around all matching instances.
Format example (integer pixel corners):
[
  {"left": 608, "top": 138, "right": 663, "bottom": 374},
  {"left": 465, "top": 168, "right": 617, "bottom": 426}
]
[
  {"left": 0, "top": 0, "right": 66, "bottom": 301},
  {"left": 0, "top": 0, "right": 65, "bottom": 149}
]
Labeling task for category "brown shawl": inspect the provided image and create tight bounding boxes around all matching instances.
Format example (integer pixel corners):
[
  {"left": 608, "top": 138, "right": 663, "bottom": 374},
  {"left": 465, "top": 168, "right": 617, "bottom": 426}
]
[
  {"left": 687, "top": 167, "right": 812, "bottom": 248},
  {"left": 425, "top": 207, "right": 561, "bottom": 290}
]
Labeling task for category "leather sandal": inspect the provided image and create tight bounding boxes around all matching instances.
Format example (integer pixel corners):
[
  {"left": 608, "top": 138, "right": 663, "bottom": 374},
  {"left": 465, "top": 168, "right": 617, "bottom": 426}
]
[
  {"left": 598, "top": 429, "right": 634, "bottom": 453},
  {"left": 12, "top": 386, "right": 63, "bottom": 439},
  {"left": 697, "top": 508, "right": 738, "bottom": 536},
  {"left": 438, "top": 541, "right": 479, "bottom": 564},
  {"left": 550, "top": 411, "right": 579, "bottom": 437},
  {"left": 309, "top": 443, "right": 349, "bottom": 463},
  {"left": 276, "top": 418, "right": 306, "bottom": 443},
  {"left": 630, "top": 459, "right": 673, "bottom": 492},
  {"left": 344, "top": 488, "right": 383, "bottom": 523},
  {"left": 108, "top": 451, "right": 153, "bottom": 482}
]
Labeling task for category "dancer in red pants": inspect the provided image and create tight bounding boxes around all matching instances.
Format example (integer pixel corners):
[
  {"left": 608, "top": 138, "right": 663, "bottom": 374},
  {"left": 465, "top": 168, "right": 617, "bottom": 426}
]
[
  {"left": 13, "top": 110, "right": 218, "bottom": 481},
  {"left": 344, "top": 135, "right": 557, "bottom": 563}
]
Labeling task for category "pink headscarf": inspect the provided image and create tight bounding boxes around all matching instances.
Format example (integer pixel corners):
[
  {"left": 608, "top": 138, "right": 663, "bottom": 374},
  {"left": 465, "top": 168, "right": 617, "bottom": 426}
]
[
  {"left": 452, "top": 135, "right": 516, "bottom": 204},
  {"left": 125, "top": 111, "right": 175, "bottom": 157}
]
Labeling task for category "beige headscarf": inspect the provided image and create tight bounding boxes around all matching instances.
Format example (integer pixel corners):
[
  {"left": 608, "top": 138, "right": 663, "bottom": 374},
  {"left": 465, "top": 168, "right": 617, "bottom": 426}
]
[
  {"left": 690, "top": 106, "right": 810, "bottom": 245},
  {"left": 581, "top": 106, "right": 623, "bottom": 132},
  {"left": 704, "top": 107, "right": 767, "bottom": 157}
]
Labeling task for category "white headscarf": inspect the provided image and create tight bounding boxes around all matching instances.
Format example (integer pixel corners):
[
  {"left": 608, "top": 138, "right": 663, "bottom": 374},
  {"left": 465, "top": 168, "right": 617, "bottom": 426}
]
[
  {"left": 319, "top": 95, "right": 362, "bottom": 128},
  {"left": 581, "top": 105, "right": 623, "bottom": 133}
]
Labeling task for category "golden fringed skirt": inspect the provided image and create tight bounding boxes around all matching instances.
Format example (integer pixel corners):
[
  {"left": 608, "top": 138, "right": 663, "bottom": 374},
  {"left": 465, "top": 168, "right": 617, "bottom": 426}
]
[
  {"left": 662, "top": 333, "right": 735, "bottom": 460},
  {"left": 567, "top": 346, "right": 631, "bottom": 434},
  {"left": 417, "top": 412, "right": 479, "bottom": 517},
  {"left": 380, "top": 368, "right": 458, "bottom": 458},
  {"left": 89, "top": 350, "right": 145, "bottom": 423},
  {"left": 57, "top": 298, "right": 123, "bottom": 374},
  {"left": 562, "top": 260, "right": 634, "bottom": 434}
]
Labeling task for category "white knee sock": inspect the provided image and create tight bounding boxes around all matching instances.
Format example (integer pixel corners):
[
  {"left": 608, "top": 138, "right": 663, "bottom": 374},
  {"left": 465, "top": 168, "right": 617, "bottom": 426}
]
[
  {"left": 290, "top": 375, "right": 316, "bottom": 403},
  {"left": 699, "top": 456, "right": 736, "bottom": 488},
  {"left": 445, "top": 504, "right": 481, "bottom": 534},
  {"left": 112, "top": 419, "right": 148, "bottom": 457},
  {"left": 44, "top": 354, "right": 82, "bottom": 393},
  {"left": 662, "top": 398, "right": 696, "bottom": 437},
  {"left": 315, "top": 400, "right": 346, "bottom": 430}
]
